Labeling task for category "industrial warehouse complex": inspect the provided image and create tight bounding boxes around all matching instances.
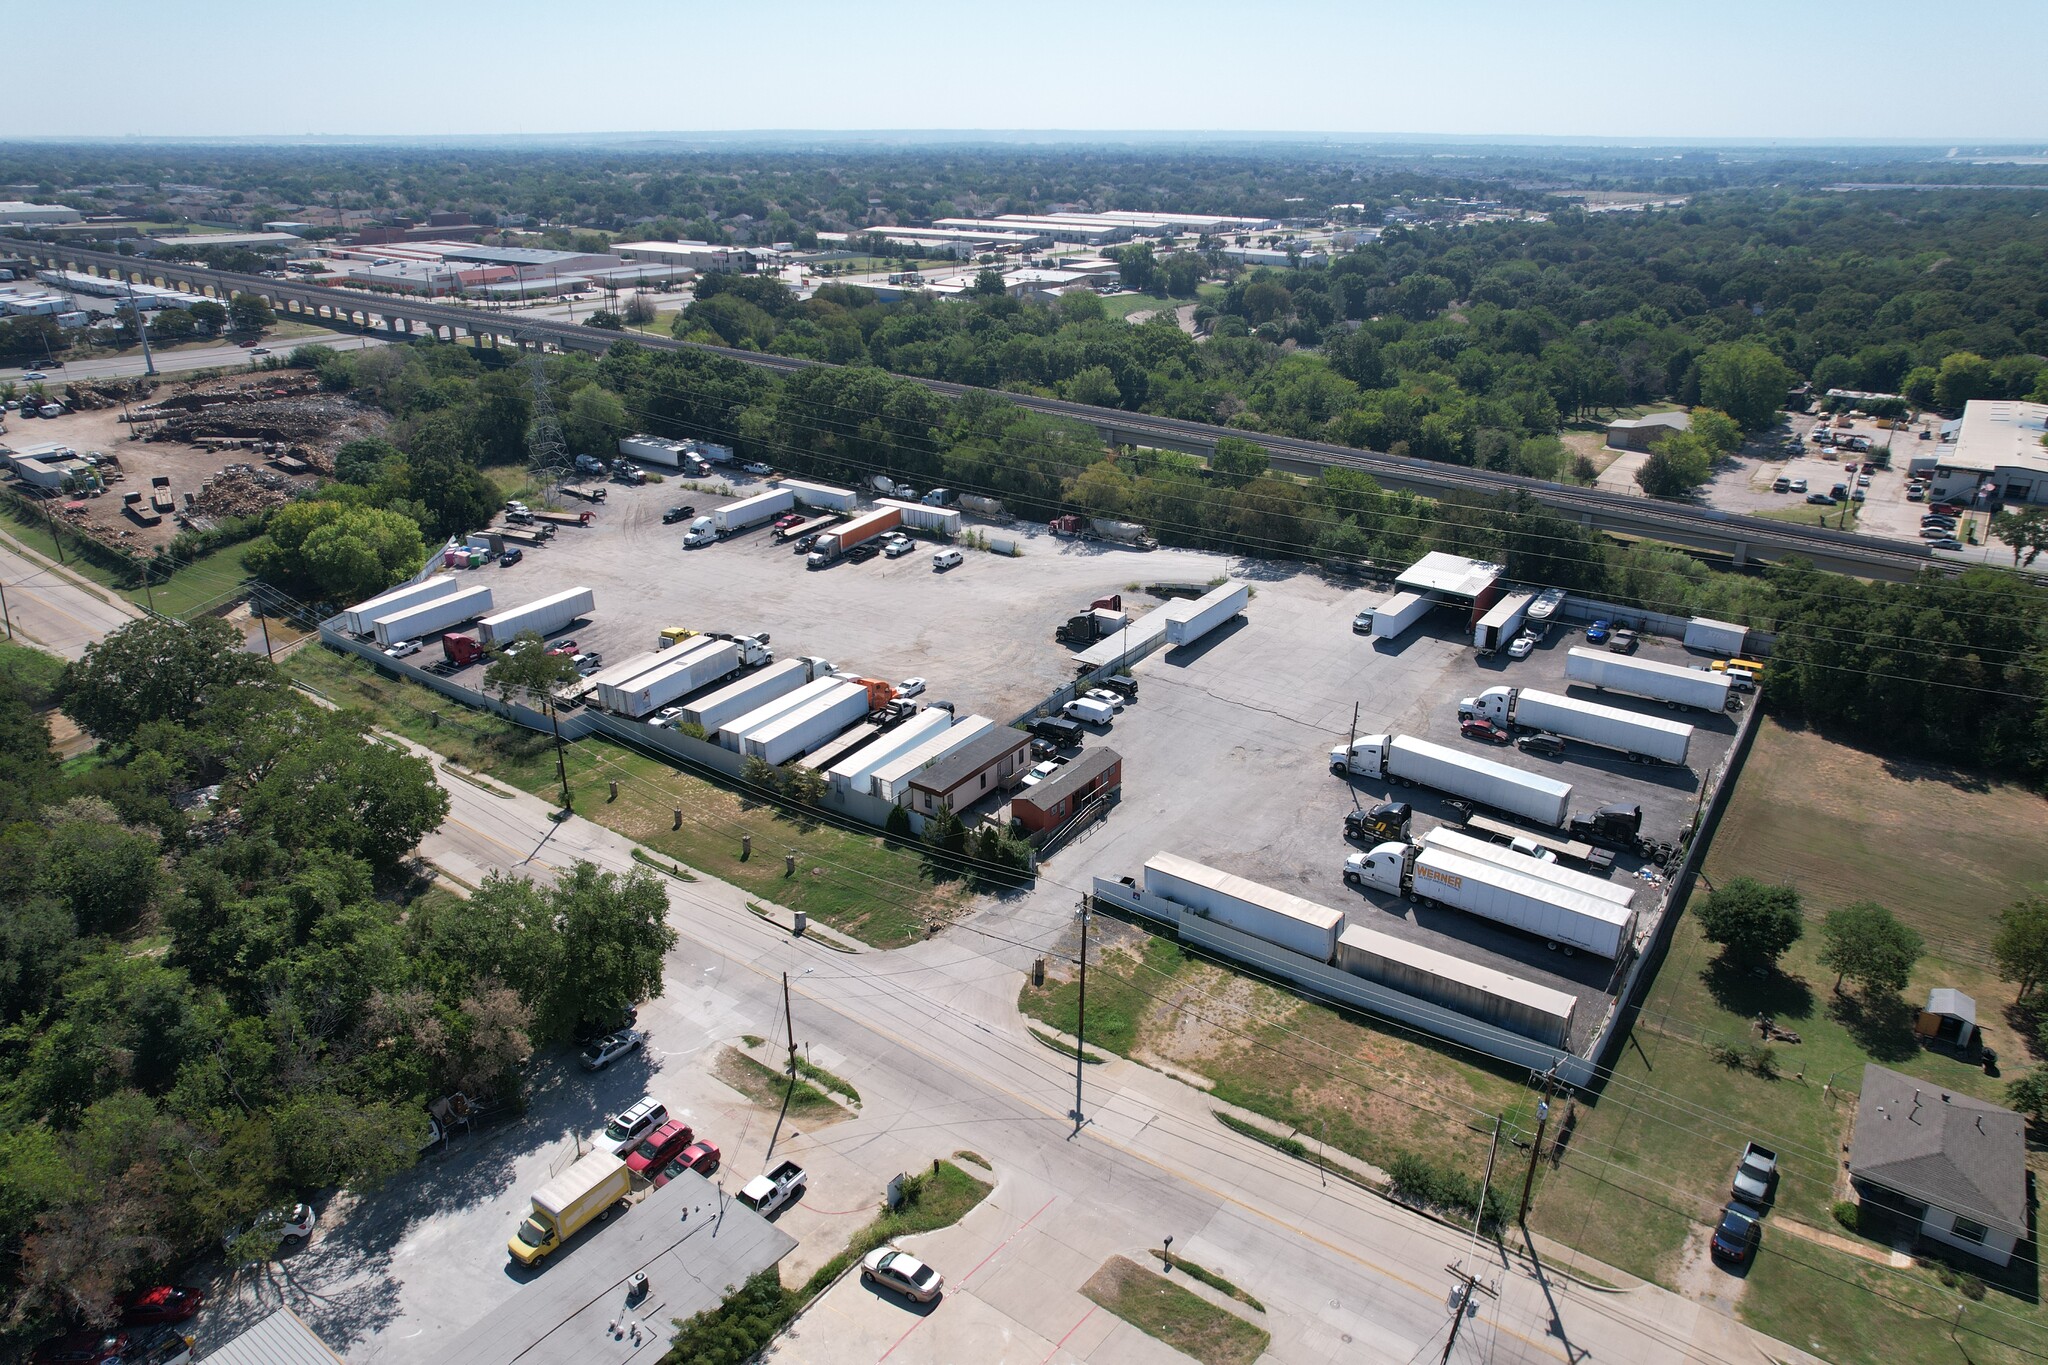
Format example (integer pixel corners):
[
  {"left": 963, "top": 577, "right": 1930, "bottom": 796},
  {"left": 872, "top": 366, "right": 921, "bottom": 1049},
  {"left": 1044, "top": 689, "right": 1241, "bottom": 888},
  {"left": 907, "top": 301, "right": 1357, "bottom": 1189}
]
[{"left": 324, "top": 449, "right": 1754, "bottom": 1090}]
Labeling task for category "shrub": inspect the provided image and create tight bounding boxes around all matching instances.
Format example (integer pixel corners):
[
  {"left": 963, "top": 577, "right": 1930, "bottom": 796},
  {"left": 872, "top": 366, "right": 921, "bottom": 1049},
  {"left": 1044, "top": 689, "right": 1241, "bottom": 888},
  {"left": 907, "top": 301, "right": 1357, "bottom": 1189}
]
[
  {"left": 1832, "top": 1200, "right": 1860, "bottom": 1234},
  {"left": 1387, "top": 1152, "right": 1506, "bottom": 1232}
]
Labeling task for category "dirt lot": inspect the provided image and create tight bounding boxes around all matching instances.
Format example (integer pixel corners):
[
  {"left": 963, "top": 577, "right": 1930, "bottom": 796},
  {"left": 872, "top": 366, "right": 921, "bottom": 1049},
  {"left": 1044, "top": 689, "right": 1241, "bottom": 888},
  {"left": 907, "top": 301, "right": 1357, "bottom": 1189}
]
[{"left": 2, "top": 373, "right": 383, "bottom": 552}]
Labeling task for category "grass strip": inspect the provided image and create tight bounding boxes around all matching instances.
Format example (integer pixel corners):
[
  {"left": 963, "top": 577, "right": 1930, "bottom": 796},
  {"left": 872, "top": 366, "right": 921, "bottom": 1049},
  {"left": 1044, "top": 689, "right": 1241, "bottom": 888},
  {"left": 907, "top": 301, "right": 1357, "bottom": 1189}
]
[
  {"left": 792, "top": 1056, "right": 861, "bottom": 1105},
  {"left": 1029, "top": 1026, "right": 1106, "bottom": 1063},
  {"left": 1151, "top": 1250, "right": 1265, "bottom": 1312},
  {"left": 1214, "top": 1110, "right": 1309, "bottom": 1160},
  {"left": 714, "top": 1046, "right": 843, "bottom": 1118},
  {"left": 951, "top": 1150, "right": 990, "bottom": 1170},
  {"left": 1082, "top": 1255, "right": 1269, "bottom": 1365},
  {"left": 797, "top": 1160, "right": 993, "bottom": 1301},
  {"left": 629, "top": 846, "right": 697, "bottom": 880}
]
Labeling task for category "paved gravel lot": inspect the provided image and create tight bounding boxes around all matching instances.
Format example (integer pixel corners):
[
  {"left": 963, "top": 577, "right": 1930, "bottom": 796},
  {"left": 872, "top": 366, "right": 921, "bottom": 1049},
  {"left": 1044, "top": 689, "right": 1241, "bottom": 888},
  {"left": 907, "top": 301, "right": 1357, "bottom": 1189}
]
[
  {"left": 454, "top": 477, "right": 1231, "bottom": 723},
  {"left": 1015, "top": 573, "right": 1745, "bottom": 1037}
]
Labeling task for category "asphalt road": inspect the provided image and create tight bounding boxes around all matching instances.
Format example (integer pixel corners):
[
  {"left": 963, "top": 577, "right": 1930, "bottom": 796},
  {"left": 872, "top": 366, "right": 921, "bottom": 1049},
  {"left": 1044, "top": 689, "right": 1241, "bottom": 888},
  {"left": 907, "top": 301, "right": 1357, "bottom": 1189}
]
[{"left": 0, "top": 534, "right": 140, "bottom": 659}]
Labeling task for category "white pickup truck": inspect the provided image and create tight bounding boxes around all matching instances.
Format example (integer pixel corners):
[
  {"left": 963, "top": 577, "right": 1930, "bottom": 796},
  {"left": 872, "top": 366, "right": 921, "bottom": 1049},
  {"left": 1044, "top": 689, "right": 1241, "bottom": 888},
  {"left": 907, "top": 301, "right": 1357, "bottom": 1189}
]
[
  {"left": 738, "top": 1159, "right": 806, "bottom": 1217},
  {"left": 1732, "top": 1141, "right": 1778, "bottom": 1204}
]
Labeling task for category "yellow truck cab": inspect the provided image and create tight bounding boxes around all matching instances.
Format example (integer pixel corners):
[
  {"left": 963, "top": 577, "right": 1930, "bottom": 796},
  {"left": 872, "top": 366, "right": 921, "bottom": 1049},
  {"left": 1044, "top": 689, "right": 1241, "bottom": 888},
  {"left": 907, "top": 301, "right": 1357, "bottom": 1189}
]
[
  {"left": 659, "top": 626, "right": 699, "bottom": 649},
  {"left": 508, "top": 1151, "right": 629, "bottom": 1266}
]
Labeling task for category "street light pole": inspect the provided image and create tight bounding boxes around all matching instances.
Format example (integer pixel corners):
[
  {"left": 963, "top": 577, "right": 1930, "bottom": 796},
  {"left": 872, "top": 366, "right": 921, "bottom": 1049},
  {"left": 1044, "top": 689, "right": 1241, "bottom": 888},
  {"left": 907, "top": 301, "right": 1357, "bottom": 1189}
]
[{"left": 1072, "top": 895, "right": 1090, "bottom": 1135}]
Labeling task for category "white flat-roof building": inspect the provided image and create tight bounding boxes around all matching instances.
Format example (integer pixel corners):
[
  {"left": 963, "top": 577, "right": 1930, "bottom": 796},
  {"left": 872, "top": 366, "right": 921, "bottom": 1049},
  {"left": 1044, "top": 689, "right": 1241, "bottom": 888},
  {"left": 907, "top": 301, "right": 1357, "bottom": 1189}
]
[
  {"left": 150, "top": 231, "right": 309, "bottom": 254},
  {"left": 1216, "top": 245, "right": 1328, "bottom": 269},
  {"left": 1928, "top": 400, "right": 2048, "bottom": 508},
  {"left": 0, "top": 201, "right": 81, "bottom": 225},
  {"left": 614, "top": 240, "right": 750, "bottom": 273},
  {"left": 1397, "top": 552, "right": 1506, "bottom": 601},
  {"left": 341, "top": 260, "right": 516, "bottom": 295},
  {"left": 934, "top": 216, "right": 1124, "bottom": 245},
  {"left": 442, "top": 244, "right": 622, "bottom": 278}
]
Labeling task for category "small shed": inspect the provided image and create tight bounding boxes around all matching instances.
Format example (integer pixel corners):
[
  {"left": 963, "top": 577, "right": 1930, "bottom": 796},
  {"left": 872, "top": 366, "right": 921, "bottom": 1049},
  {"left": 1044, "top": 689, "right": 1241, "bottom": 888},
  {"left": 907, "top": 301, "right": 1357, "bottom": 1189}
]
[{"left": 1918, "top": 988, "right": 1977, "bottom": 1049}]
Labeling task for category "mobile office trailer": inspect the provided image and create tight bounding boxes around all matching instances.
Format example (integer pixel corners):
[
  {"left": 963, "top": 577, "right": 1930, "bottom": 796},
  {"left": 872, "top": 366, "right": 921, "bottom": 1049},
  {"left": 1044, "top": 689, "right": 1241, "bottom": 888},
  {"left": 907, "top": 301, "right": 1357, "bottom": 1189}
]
[
  {"left": 476, "top": 587, "right": 595, "bottom": 645},
  {"left": 1565, "top": 647, "right": 1731, "bottom": 712},
  {"left": 1331, "top": 733, "right": 1572, "bottom": 828},
  {"left": 682, "top": 657, "right": 809, "bottom": 733},
  {"left": 372, "top": 585, "right": 495, "bottom": 647},
  {"left": 1473, "top": 589, "right": 1536, "bottom": 654},
  {"left": 603, "top": 639, "right": 744, "bottom": 718},
  {"left": 343, "top": 574, "right": 459, "bottom": 635},
  {"left": 1420, "top": 827, "right": 1635, "bottom": 907},
  {"left": 876, "top": 498, "right": 963, "bottom": 534},
  {"left": 872, "top": 715, "right": 997, "bottom": 802},
  {"left": 719, "top": 676, "right": 844, "bottom": 750},
  {"left": 1370, "top": 591, "right": 1435, "bottom": 640},
  {"left": 1335, "top": 922, "right": 1577, "bottom": 1046},
  {"left": 1344, "top": 842, "right": 1633, "bottom": 958},
  {"left": 506, "top": 1151, "right": 629, "bottom": 1266},
  {"left": 824, "top": 709, "right": 952, "bottom": 792},
  {"left": 1684, "top": 617, "right": 1749, "bottom": 656},
  {"left": 739, "top": 682, "right": 869, "bottom": 766},
  {"left": 711, "top": 488, "right": 796, "bottom": 535},
  {"left": 776, "top": 478, "right": 859, "bottom": 513},
  {"left": 1460, "top": 686, "right": 1693, "bottom": 766},
  {"left": 1143, "top": 853, "right": 1343, "bottom": 963},
  {"left": 1164, "top": 581, "right": 1249, "bottom": 647}
]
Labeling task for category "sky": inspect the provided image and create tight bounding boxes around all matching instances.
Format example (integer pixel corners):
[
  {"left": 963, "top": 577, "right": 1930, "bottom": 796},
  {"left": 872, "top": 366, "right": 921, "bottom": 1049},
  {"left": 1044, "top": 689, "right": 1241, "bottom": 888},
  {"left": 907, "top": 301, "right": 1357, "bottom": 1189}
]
[{"left": 5, "top": 0, "right": 2043, "bottom": 143}]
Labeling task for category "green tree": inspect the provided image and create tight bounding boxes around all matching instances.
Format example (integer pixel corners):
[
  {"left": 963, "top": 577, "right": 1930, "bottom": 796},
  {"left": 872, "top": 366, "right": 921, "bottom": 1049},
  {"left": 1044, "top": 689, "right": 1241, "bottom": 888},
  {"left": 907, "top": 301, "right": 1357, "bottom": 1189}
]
[
  {"left": 334, "top": 437, "right": 401, "bottom": 486},
  {"left": 1817, "top": 901, "right": 1923, "bottom": 997},
  {"left": 1688, "top": 408, "right": 1744, "bottom": 456},
  {"left": 1695, "top": 878, "right": 1804, "bottom": 967},
  {"left": 972, "top": 267, "right": 1006, "bottom": 297},
  {"left": 188, "top": 299, "right": 228, "bottom": 335},
  {"left": 227, "top": 291, "right": 275, "bottom": 333},
  {"left": 1933, "top": 351, "right": 1992, "bottom": 412},
  {"left": 484, "top": 633, "right": 580, "bottom": 702},
  {"left": 235, "top": 711, "right": 449, "bottom": 876},
  {"left": 1210, "top": 436, "right": 1269, "bottom": 486},
  {"left": 1065, "top": 365, "right": 1121, "bottom": 408},
  {"left": 1992, "top": 895, "right": 2048, "bottom": 998},
  {"left": 62, "top": 617, "right": 266, "bottom": 746},
  {"left": 1697, "top": 342, "right": 1793, "bottom": 431},
  {"left": 1114, "top": 242, "right": 1158, "bottom": 293},
  {"left": 782, "top": 765, "right": 826, "bottom": 807},
  {"left": 583, "top": 310, "right": 625, "bottom": 331},
  {"left": 1989, "top": 507, "right": 2048, "bottom": 568},
  {"left": 1635, "top": 432, "right": 1714, "bottom": 498},
  {"left": 38, "top": 813, "right": 162, "bottom": 936},
  {"left": 563, "top": 385, "right": 630, "bottom": 457},
  {"left": 2007, "top": 1069, "right": 2048, "bottom": 1127}
]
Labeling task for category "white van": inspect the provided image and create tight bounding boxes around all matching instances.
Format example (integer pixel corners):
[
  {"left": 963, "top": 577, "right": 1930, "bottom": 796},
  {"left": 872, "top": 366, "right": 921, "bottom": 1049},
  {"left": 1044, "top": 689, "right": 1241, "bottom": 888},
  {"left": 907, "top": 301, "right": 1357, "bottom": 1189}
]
[
  {"left": 932, "top": 548, "right": 962, "bottom": 571},
  {"left": 1063, "top": 697, "right": 1116, "bottom": 726}
]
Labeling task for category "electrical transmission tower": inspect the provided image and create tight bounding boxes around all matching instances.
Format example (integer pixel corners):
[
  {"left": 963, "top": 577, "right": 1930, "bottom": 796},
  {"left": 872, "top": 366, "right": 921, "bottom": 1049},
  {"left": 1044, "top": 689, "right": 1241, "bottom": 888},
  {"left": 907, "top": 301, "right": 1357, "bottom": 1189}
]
[{"left": 518, "top": 332, "right": 571, "bottom": 494}]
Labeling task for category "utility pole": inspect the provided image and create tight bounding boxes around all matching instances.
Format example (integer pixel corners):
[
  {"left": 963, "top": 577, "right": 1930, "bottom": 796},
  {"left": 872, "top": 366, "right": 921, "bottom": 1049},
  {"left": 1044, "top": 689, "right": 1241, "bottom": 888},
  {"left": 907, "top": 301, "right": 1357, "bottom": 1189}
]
[
  {"left": 1439, "top": 1269, "right": 1479, "bottom": 1364},
  {"left": 0, "top": 578, "right": 11, "bottom": 640},
  {"left": 783, "top": 971, "right": 797, "bottom": 1078},
  {"left": 125, "top": 276, "right": 156, "bottom": 377},
  {"left": 1519, "top": 1090, "right": 1555, "bottom": 1221},
  {"left": 1474, "top": 1115, "right": 1502, "bottom": 1243},
  {"left": 1072, "top": 895, "right": 1090, "bottom": 1134}
]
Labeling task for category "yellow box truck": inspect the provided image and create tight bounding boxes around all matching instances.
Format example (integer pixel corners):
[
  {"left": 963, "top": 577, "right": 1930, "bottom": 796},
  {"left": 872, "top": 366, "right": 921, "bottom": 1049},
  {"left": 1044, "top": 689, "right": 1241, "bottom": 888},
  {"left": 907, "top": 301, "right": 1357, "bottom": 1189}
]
[{"left": 508, "top": 1151, "right": 629, "bottom": 1266}]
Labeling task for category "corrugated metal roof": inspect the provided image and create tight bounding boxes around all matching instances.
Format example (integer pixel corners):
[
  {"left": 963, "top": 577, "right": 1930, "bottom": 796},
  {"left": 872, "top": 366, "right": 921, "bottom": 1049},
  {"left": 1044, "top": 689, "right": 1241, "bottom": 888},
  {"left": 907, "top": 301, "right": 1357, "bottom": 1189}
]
[{"left": 201, "top": 1307, "right": 344, "bottom": 1365}]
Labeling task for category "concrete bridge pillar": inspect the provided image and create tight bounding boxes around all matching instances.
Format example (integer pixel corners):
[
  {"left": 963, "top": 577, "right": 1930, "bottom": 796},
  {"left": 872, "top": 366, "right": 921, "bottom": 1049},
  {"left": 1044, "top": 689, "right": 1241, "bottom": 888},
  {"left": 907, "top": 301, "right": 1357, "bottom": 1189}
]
[{"left": 1730, "top": 541, "right": 1748, "bottom": 569}]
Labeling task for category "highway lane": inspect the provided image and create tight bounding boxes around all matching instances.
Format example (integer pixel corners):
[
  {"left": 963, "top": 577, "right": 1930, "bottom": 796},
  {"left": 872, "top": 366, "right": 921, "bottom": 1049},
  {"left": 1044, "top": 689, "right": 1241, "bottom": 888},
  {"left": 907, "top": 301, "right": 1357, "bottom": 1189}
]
[
  {"left": 2, "top": 238, "right": 1941, "bottom": 581},
  {"left": 0, "top": 533, "right": 141, "bottom": 659},
  {"left": 0, "top": 332, "right": 385, "bottom": 384}
]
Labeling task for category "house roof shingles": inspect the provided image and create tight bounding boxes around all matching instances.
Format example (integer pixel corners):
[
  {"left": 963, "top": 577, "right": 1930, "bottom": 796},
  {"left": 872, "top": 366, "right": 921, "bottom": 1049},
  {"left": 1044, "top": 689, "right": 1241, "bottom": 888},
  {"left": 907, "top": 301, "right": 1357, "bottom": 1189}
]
[
  {"left": 907, "top": 727, "right": 1027, "bottom": 796},
  {"left": 1017, "top": 747, "right": 1122, "bottom": 811},
  {"left": 1848, "top": 1064, "right": 2026, "bottom": 1236}
]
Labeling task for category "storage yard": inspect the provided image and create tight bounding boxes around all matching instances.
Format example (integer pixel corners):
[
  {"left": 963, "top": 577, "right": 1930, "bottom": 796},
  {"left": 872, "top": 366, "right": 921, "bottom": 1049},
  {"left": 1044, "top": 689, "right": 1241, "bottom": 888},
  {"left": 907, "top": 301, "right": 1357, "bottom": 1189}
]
[{"left": 330, "top": 474, "right": 1747, "bottom": 1065}]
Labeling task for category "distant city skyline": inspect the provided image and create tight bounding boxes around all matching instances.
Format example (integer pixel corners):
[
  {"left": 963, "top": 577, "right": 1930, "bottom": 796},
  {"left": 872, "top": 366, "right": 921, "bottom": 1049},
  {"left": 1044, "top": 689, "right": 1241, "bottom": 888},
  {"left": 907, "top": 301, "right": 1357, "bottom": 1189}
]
[{"left": 5, "top": 0, "right": 2043, "bottom": 143}]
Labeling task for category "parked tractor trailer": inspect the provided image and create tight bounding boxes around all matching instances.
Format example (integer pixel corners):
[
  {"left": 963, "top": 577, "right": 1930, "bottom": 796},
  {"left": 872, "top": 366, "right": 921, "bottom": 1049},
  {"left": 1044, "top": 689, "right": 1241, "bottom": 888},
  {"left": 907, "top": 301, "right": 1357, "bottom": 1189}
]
[
  {"left": 1330, "top": 733, "right": 1573, "bottom": 828},
  {"left": 1565, "top": 648, "right": 1731, "bottom": 712},
  {"left": 372, "top": 585, "right": 494, "bottom": 647},
  {"left": 712, "top": 489, "right": 796, "bottom": 536},
  {"left": 1344, "top": 841, "right": 1635, "bottom": 959},
  {"left": 739, "top": 681, "right": 871, "bottom": 765},
  {"left": 602, "top": 636, "right": 771, "bottom": 719},
  {"left": 1459, "top": 686, "right": 1693, "bottom": 766},
  {"left": 344, "top": 575, "right": 459, "bottom": 635},
  {"left": 476, "top": 587, "right": 595, "bottom": 645}
]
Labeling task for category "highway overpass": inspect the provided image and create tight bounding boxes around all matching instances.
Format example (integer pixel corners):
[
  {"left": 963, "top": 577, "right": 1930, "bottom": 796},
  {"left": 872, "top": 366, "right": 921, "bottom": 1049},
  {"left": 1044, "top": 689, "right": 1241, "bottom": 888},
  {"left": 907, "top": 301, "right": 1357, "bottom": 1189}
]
[{"left": 4, "top": 236, "right": 1941, "bottom": 583}]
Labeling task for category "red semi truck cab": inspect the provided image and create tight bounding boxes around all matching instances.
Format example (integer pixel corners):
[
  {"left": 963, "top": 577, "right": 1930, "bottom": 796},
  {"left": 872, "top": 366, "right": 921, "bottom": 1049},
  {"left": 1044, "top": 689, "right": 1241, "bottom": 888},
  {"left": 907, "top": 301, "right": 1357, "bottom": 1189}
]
[{"left": 442, "top": 633, "right": 489, "bottom": 667}]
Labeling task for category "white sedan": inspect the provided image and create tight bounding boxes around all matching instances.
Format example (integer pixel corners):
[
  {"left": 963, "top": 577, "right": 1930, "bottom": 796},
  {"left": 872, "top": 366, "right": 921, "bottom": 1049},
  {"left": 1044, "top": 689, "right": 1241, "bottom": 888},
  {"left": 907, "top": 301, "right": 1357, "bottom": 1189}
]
[
  {"left": 1507, "top": 633, "right": 1537, "bottom": 660},
  {"left": 862, "top": 1246, "right": 943, "bottom": 1303},
  {"left": 897, "top": 677, "right": 927, "bottom": 698}
]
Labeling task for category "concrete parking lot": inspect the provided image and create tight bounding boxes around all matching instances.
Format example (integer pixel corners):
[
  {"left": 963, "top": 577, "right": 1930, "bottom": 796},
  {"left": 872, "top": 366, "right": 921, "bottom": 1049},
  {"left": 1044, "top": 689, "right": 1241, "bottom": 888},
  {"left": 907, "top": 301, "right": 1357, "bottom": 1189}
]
[
  {"left": 1015, "top": 575, "right": 1743, "bottom": 1041},
  {"left": 446, "top": 476, "right": 1230, "bottom": 723}
]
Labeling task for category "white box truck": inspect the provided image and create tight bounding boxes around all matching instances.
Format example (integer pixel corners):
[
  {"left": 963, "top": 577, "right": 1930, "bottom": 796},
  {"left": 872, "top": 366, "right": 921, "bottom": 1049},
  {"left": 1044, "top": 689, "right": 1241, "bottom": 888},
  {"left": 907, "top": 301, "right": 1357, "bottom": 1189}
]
[
  {"left": 1144, "top": 853, "right": 1343, "bottom": 962},
  {"left": 1344, "top": 842, "right": 1634, "bottom": 958},
  {"left": 1565, "top": 647, "right": 1731, "bottom": 712},
  {"left": 1684, "top": 617, "right": 1749, "bottom": 656},
  {"left": 344, "top": 574, "right": 459, "bottom": 635},
  {"left": 1329, "top": 733, "right": 1573, "bottom": 828},
  {"left": 1164, "top": 581, "right": 1249, "bottom": 648},
  {"left": 1473, "top": 590, "right": 1536, "bottom": 654},
  {"left": 372, "top": 585, "right": 494, "bottom": 647},
  {"left": 740, "top": 681, "right": 870, "bottom": 765},
  {"left": 1458, "top": 685, "right": 1693, "bottom": 766},
  {"left": 477, "top": 587, "right": 595, "bottom": 645},
  {"left": 1370, "top": 591, "right": 1435, "bottom": 640},
  {"left": 683, "top": 657, "right": 808, "bottom": 733},
  {"left": 719, "top": 676, "right": 844, "bottom": 750},
  {"left": 711, "top": 489, "right": 796, "bottom": 535}
]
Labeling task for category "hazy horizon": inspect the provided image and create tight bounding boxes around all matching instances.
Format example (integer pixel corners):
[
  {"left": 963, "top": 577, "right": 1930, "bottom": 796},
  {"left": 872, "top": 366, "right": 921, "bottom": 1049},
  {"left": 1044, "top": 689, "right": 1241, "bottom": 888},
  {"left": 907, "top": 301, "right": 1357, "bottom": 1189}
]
[{"left": 5, "top": 0, "right": 2042, "bottom": 143}]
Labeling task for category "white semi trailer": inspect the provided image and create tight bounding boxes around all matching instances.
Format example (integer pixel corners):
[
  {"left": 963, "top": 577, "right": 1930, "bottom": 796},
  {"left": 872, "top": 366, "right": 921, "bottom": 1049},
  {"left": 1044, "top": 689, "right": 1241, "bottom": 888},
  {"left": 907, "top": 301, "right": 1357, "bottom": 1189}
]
[
  {"left": 1419, "top": 826, "right": 1635, "bottom": 908},
  {"left": 1343, "top": 841, "right": 1634, "bottom": 958},
  {"left": 682, "top": 657, "right": 810, "bottom": 733},
  {"left": 712, "top": 489, "right": 796, "bottom": 535},
  {"left": 477, "top": 587, "right": 595, "bottom": 645},
  {"left": 1143, "top": 853, "right": 1343, "bottom": 963},
  {"left": 1458, "top": 686, "right": 1693, "bottom": 766},
  {"left": 372, "top": 585, "right": 495, "bottom": 647},
  {"left": 1164, "top": 581, "right": 1249, "bottom": 648},
  {"left": 1565, "top": 648, "right": 1731, "bottom": 712},
  {"left": 1329, "top": 733, "right": 1572, "bottom": 828},
  {"left": 739, "top": 682, "right": 869, "bottom": 766},
  {"left": 344, "top": 574, "right": 460, "bottom": 635}
]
